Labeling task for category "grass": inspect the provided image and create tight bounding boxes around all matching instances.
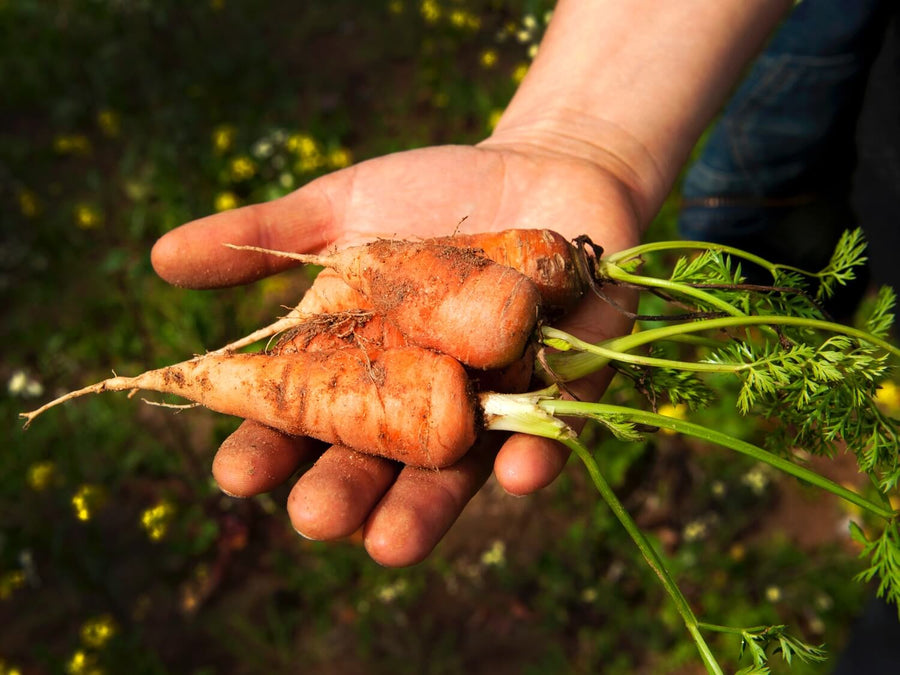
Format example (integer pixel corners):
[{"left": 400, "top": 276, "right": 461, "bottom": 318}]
[{"left": 0, "top": 1, "right": 882, "bottom": 673}]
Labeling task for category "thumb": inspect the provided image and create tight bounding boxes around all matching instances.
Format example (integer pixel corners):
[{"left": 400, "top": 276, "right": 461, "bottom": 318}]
[{"left": 150, "top": 175, "right": 345, "bottom": 289}]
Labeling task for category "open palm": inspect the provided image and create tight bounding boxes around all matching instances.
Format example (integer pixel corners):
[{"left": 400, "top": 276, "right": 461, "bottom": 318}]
[{"left": 152, "top": 140, "right": 642, "bottom": 566}]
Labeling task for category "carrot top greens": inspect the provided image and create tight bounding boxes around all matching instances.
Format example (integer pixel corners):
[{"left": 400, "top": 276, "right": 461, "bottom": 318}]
[{"left": 483, "top": 228, "right": 899, "bottom": 674}]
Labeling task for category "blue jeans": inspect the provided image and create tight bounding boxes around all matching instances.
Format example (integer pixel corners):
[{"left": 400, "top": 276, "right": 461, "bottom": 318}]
[{"left": 678, "top": 0, "right": 887, "bottom": 252}]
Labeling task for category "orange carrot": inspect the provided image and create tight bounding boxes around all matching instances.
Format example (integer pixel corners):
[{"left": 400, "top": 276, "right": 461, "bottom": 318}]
[
  {"left": 212, "top": 268, "right": 371, "bottom": 354},
  {"left": 227, "top": 239, "right": 542, "bottom": 370},
  {"left": 436, "top": 229, "right": 588, "bottom": 314},
  {"left": 294, "top": 267, "right": 371, "bottom": 315},
  {"left": 20, "top": 347, "right": 478, "bottom": 468},
  {"left": 218, "top": 229, "right": 588, "bottom": 355},
  {"left": 270, "top": 310, "right": 407, "bottom": 355}
]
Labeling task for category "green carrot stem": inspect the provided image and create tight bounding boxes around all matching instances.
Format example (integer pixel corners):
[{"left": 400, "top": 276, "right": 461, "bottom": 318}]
[
  {"left": 544, "top": 315, "right": 900, "bottom": 382},
  {"left": 543, "top": 327, "right": 741, "bottom": 374},
  {"left": 559, "top": 434, "right": 723, "bottom": 675},
  {"left": 603, "top": 240, "right": 789, "bottom": 279},
  {"left": 599, "top": 260, "right": 749, "bottom": 318},
  {"left": 542, "top": 400, "right": 896, "bottom": 521}
]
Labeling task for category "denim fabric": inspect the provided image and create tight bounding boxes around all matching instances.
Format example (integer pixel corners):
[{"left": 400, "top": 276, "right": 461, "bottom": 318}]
[{"left": 678, "top": 0, "right": 887, "bottom": 245}]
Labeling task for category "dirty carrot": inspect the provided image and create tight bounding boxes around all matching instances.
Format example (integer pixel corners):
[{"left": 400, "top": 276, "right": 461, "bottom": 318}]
[
  {"left": 270, "top": 310, "right": 408, "bottom": 355},
  {"left": 20, "top": 347, "right": 478, "bottom": 468},
  {"left": 436, "top": 228, "right": 589, "bottom": 314},
  {"left": 226, "top": 239, "right": 542, "bottom": 370}
]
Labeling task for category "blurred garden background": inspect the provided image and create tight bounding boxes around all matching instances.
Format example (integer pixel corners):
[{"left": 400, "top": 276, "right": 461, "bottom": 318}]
[{"left": 2, "top": 1, "right": 898, "bottom": 673}]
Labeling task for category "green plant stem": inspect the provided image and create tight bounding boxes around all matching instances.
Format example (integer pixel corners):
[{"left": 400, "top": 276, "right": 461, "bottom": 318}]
[
  {"left": 599, "top": 260, "right": 748, "bottom": 318},
  {"left": 558, "top": 433, "right": 723, "bottom": 675},
  {"left": 698, "top": 622, "right": 764, "bottom": 636},
  {"left": 603, "top": 240, "right": 799, "bottom": 279},
  {"left": 542, "top": 400, "right": 895, "bottom": 521},
  {"left": 543, "top": 327, "right": 743, "bottom": 374},
  {"left": 545, "top": 315, "right": 900, "bottom": 382}
]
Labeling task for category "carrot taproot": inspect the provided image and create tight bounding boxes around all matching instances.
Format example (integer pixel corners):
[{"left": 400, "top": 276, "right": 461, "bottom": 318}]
[
  {"left": 226, "top": 239, "right": 542, "bottom": 370},
  {"left": 20, "top": 347, "right": 478, "bottom": 468}
]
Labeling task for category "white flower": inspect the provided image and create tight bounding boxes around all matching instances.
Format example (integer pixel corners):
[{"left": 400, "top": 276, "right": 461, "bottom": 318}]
[
  {"left": 252, "top": 139, "right": 274, "bottom": 159},
  {"left": 8, "top": 370, "right": 43, "bottom": 398}
]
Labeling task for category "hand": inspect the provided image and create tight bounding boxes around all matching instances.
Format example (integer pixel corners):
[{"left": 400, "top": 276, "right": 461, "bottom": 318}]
[{"left": 151, "top": 138, "right": 641, "bottom": 566}]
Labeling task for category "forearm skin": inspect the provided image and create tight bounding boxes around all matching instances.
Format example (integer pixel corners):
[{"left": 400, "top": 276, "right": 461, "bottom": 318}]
[{"left": 490, "top": 0, "right": 794, "bottom": 228}]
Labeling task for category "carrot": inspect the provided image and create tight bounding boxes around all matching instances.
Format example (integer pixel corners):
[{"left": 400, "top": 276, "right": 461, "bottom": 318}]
[
  {"left": 436, "top": 229, "right": 588, "bottom": 314},
  {"left": 291, "top": 267, "right": 371, "bottom": 315},
  {"left": 212, "top": 268, "right": 370, "bottom": 354},
  {"left": 20, "top": 347, "right": 478, "bottom": 468},
  {"left": 217, "top": 229, "right": 590, "bottom": 355},
  {"left": 227, "top": 239, "right": 542, "bottom": 370},
  {"left": 468, "top": 343, "right": 535, "bottom": 395},
  {"left": 270, "top": 310, "right": 407, "bottom": 355}
]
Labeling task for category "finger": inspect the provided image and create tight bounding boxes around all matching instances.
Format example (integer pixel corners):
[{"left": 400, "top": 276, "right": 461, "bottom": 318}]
[
  {"left": 150, "top": 174, "right": 345, "bottom": 289},
  {"left": 362, "top": 437, "right": 498, "bottom": 567},
  {"left": 493, "top": 433, "right": 570, "bottom": 496},
  {"left": 286, "top": 446, "right": 399, "bottom": 541},
  {"left": 212, "top": 420, "right": 321, "bottom": 497}
]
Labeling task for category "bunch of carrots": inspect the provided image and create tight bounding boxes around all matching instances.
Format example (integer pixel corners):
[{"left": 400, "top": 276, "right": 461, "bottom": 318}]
[
  {"left": 21, "top": 227, "right": 900, "bottom": 672},
  {"left": 21, "top": 229, "right": 596, "bottom": 469}
]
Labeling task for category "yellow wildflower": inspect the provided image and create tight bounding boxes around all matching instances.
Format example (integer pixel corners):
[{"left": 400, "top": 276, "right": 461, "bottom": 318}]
[
  {"left": 286, "top": 133, "right": 319, "bottom": 158},
  {"left": 449, "top": 9, "right": 479, "bottom": 30},
  {"left": 657, "top": 403, "right": 687, "bottom": 435},
  {"left": 486, "top": 108, "right": 504, "bottom": 131},
  {"left": 0, "top": 664, "right": 21, "bottom": 675},
  {"left": 74, "top": 204, "right": 103, "bottom": 230},
  {"left": 874, "top": 380, "right": 900, "bottom": 415},
  {"left": 214, "top": 191, "right": 239, "bottom": 212},
  {"left": 17, "top": 188, "right": 40, "bottom": 218},
  {"left": 71, "top": 484, "right": 105, "bottom": 522},
  {"left": 53, "top": 134, "right": 92, "bottom": 156},
  {"left": 212, "top": 124, "right": 236, "bottom": 153},
  {"left": 479, "top": 48, "right": 498, "bottom": 69},
  {"left": 80, "top": 614, "right": 117, "bottom": 649},
  {"left": 765, "top": 585, "right": 782, "bottom": 603},
  {"left": 376, "top": 578, "right": 409, "bottom": 603},
  {"left": 528, "top": 43, "right": 539, "bottom": 59},
  {"left": 742, "top": 466, "right": 770, "bottom": 495},
  {"left": 96, "top": 109, "right": 120, "bottom": 138},
  {"left": 140, "top": 501, "right": 175, "bottom": 541},
  {"left": 327, "top": 147, "right": 353, "bottom": 169},
  {"left": 0, "top": 659, "right": 23, "bottom": 675},
  {"left": 387, "top": 0, "right": 403, "bottom": 15},
  {"left": 480, "top": 540, "right": 506, "bottom": 567},
  {"left": 0, "top": 570, "right": 25, "bottom": 600},
  {"left": 420, "top": 0, "right": 440, "bottom": 23},
  {"left": 229, "top": 155, "right": 256, "bottom": 181},
  {"left": 210, "top": 0, "right": 224, "bottom": 10},
  {"left": 27, "top": 460, "right": 56, "bottom": 491},
  {"left": 683, "top": 520, "right": 707, "bottom": 542},
  {"left": 511, "top": 62, "right": 529, "bottom": 84},
  {"left": 66, "top": 650, "right": 100, "bottom": 675},
  {"left": 295, "top": 154, "right": 324, "bottom": 174}
]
